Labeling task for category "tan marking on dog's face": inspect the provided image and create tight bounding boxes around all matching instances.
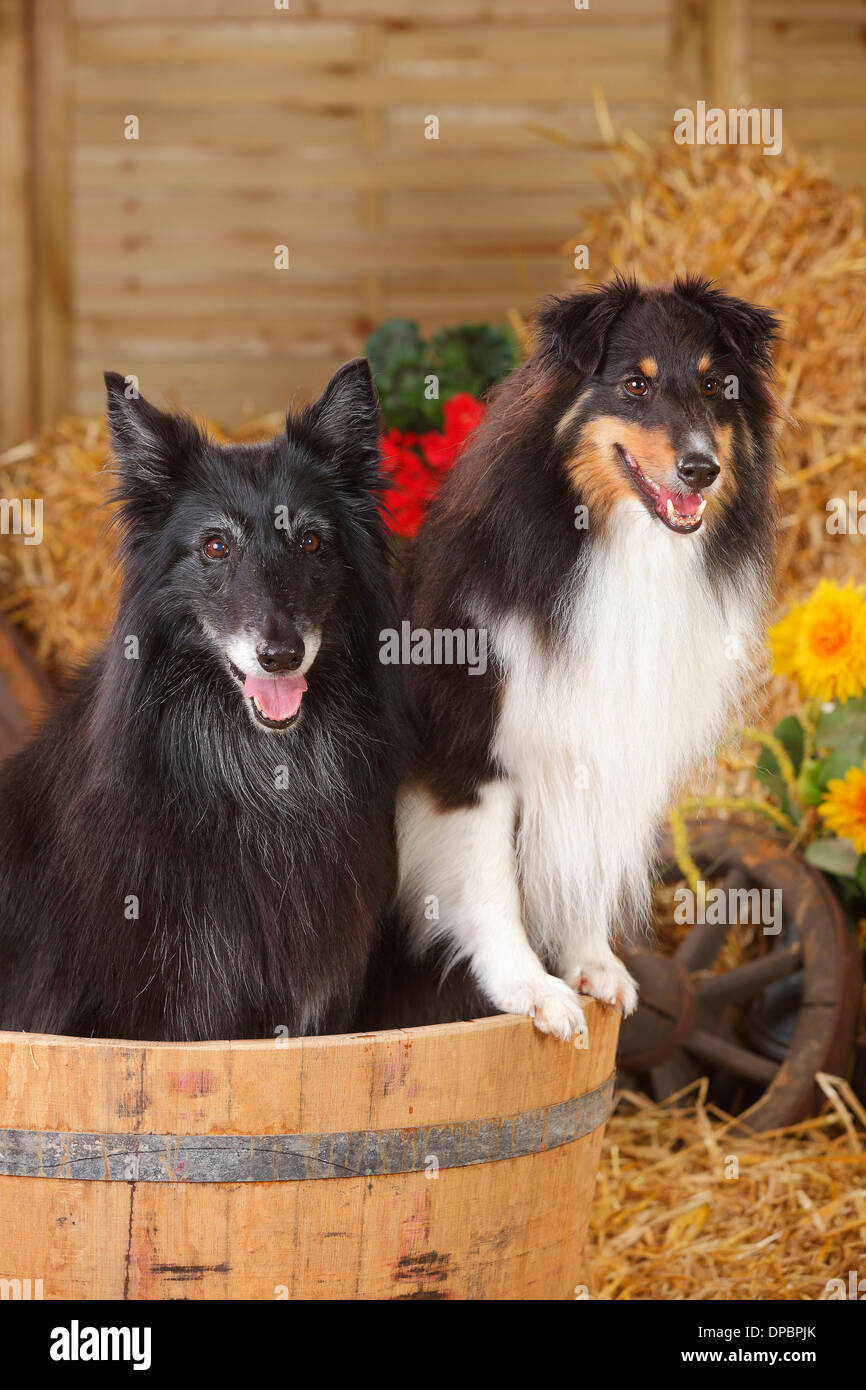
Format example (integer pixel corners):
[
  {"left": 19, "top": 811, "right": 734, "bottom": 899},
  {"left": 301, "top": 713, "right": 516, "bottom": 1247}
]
[
  {"left": 698, "top": 354, "right": 712, "bottom": 376},
  {"left": 638, "top": 357, "right": 658, "bottom": 380},
  {"left": 716, "top": 421, "right": 734, "bottom": 476},
  {"left": 554, "top": 391, "right": 592, "bottom": 440},
  {"left": 563, "top": 416, "right": 677, "bottom": 519}
]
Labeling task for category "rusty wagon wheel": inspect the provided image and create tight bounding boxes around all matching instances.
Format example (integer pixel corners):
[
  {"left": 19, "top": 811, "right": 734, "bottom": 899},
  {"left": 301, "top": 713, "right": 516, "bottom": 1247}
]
[{"left": 617, "top": 819, "right": 863, "bottom": 1132}]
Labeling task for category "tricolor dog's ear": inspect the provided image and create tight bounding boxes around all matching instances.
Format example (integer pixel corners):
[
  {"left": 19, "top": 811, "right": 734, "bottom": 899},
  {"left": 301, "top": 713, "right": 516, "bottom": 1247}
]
[
  {"left": 674, "top": 275, "right": 780, "bottom": 369},
  {"left": 536, "top": 274, "right": 642, "bottom": 376},
  {"left": 300, "top": 357, "right": 382, "bottom": 490}
]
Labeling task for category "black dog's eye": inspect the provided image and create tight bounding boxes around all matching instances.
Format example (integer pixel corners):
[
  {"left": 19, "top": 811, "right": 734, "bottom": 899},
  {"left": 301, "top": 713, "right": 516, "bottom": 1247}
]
[
  {"left": 202, "top": 536, "right": 230, "bottom": 561},
  {"left": 625, "top": 377, "right": 648, "bottom": 397},
  {"left": 300, "top": 531, "right": 321, "bottom": 554},
  {"left": 702, "top": 377, "right": 719, "bottom": 397}
]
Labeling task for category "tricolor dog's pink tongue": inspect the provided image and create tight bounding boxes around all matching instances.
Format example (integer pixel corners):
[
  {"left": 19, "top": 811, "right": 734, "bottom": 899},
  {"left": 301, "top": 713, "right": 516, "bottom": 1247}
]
[
  {"left": 658, "top": 486, "right": 702, "bottom": 518},
  {"left": 243, "top": 672, "right": 307, "bottom": 721}
]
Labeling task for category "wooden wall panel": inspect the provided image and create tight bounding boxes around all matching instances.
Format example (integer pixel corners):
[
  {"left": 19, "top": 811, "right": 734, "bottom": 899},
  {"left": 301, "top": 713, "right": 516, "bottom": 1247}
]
[
  {"left": 749, "top": 0, "right": 866, "bottom": 176},
  {"left": 30, "top": 0, "right": 72, "bottom": 431},
  {"left": 0, "top": 0, "right": 32, "bottom": 446},
  {"left": 65, "top": 0, "right": 674, "bottom": 426},
  {"left": 3, "top": 0, "right": 862, "bottom": 439}
]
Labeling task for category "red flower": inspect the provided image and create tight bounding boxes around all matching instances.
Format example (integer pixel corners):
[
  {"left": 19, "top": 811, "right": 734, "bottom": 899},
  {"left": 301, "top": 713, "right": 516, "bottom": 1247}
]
[
  {"left": 443, "top": 392, "right": 485, "bottom": 446},
  {"left": 379, "top": 396, "right": 486, "bottom": 538},
  {"left": 417, "top": 430, "right": 456, "bottom": 471},
  {"left": 380, "top": 435, "right": 435, "bottom": 538}
]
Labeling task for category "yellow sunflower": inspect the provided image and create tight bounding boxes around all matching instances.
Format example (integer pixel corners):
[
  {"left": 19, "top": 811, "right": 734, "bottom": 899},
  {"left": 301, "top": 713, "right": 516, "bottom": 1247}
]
[
  {"left": 771, "top": 580, "right": 866, "bottom": 703},
  {"left": 820, "top": 764, "right": 866, "bottom": 855}
]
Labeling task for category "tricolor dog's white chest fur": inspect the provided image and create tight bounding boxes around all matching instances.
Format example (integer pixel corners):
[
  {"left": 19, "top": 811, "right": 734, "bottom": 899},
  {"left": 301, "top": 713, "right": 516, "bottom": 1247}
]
[
  {"left": 492, "top": 500, "right": 760, "bottom": 966},
  {"left": 397, "top": 499, "right": 763, "bottom": 1040}
]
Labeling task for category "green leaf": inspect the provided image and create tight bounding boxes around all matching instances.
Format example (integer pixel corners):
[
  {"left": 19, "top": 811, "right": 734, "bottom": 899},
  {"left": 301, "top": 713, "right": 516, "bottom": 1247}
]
[
  {"left": 366, "top": 318, "right": 519, "bottom": 433},
  {"left": 364, "top": 320, "right": 432, "bottom": 431},
  {"left": 365, "top": 319, "right": 425, "bottom": 377},
  {"left": 815, "top": 747, "right": 862, "bottom": 792},
  {"left": 754, "top": 751, "right": 784, "bottom": 796},
  {"left": 804, "top": 836, "right": 861, "bottom": 879},
  {"left": 815, "top": 694, "right": 866, "bottom": 761},
  {"left": 773, "top": 715, "right": 805, "bottom": 775},
  {"left": 429, "top": 323, "right": 520, "bottom": 397},
  {"left": 856, "top": 854, "right": 866, "bottom": 897},
  {"left": 755, "top": 717, "right": 804, "bottom": 820},
  {"left": 795, "top": 759, "right": 825, "bottom": 807}
]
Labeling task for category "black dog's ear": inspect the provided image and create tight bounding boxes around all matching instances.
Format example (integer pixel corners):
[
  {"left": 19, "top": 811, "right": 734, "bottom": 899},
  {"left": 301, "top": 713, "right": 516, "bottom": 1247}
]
[
  {"left": 104, "top": 372, "right": 202, "bottom": 493},
  {"left": 300, "top": 357, "right": 381, "bottom": 486},
  {"left": 674, "top": 275, "right": 780, "bottom": 369},
  {"left": 536, "top": 274, "right": 642, "bottom": 375}
]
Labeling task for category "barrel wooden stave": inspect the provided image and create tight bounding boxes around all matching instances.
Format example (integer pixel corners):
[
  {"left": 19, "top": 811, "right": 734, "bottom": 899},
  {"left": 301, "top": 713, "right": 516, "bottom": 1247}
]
[{"left": 0, "top": 1005, "right": 619, "bottom": 1300}]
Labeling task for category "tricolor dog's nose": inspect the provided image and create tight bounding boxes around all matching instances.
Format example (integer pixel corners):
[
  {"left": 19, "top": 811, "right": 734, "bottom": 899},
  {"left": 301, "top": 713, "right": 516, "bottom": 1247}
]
[
  {"left": 256, "top": 638, "right": 304, "bottom": 673},
  {"left": 677, "top": 452, "right": 719, "bottom": 491}
]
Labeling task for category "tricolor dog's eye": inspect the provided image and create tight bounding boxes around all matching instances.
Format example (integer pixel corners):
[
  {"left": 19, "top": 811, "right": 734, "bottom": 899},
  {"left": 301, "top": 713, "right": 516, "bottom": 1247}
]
[
  {"left": 300, "top": 531, "right": 321, "bottom": 554},
  {"left": 702, "top": 377, "right": 719, "bottom": 397},
  {"left": 202, "top": 536, "right": 230, "bottom": 560},
  {"left": 625, "top": 377, "right": 648, "bottom": 397}
]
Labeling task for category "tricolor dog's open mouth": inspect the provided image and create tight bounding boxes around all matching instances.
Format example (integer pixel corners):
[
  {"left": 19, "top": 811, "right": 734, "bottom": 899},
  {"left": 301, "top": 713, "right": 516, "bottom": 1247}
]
[
  {"left": 228, "top": 660, "right": 307, "bottom": 729},
  {"left": 616, "top": 445, "right": 707, "bottom": 534}
]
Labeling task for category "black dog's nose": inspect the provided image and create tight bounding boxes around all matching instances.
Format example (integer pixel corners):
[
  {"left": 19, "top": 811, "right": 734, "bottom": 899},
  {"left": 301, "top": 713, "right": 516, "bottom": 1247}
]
[
  {"left": 256, "top": 638, "right": 304, "bottom": 673},
  {"left": 677, "top": 452, "right": 720, "bottom": 491}
]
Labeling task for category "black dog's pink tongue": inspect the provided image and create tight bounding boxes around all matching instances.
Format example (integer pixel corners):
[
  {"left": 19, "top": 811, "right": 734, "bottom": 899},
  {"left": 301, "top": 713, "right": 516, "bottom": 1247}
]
[
  {"left": 658, "top": 486, "right": 702, "bottom": 518},
  {"left": 243, "top": 672, "right": 307, "bottom": 721}
]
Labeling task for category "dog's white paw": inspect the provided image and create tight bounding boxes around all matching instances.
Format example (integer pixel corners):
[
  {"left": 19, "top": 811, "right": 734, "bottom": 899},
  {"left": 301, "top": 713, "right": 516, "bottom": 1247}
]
[
  {"left": 568, "top": 956, "right": 639, "bottom": 1016},
  {"left": 499, "top": 974, "right": 588, "bottom": 1042}
]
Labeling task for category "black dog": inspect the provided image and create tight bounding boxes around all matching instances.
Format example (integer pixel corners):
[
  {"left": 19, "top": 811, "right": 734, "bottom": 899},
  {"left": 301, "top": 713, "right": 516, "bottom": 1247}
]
[{"left": 0, "top": 360, "right": 406, "bottom": 1041}]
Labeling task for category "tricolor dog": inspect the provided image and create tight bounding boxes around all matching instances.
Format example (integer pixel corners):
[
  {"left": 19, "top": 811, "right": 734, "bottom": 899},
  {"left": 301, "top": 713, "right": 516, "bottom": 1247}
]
[{"left": 392, "top": 275, "right": 778, "bottom": 1038}]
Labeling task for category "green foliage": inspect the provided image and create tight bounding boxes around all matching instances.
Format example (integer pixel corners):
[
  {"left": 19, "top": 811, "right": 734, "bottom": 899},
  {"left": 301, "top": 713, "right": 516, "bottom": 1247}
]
[
  {"left": 365, "top": 317, "right": 520, "bottom": 432},
  {"left": 794, "top": 758, "right": 824, "bottom": 809},
  {"left": 365, "top": 319, "right": 430, "bottom": 432},
  {"left": 804, "top": 836, "right": 860, "bottom": 879},
  {"left": 754, "top": 715, "right": 804, "bottom": 821},
  {"left": 772, "top": 714, "right": 806, "bottom": 775},
  {"left": 753, "top": 702, "right": 866, "bottom": 912},
  {"left": 815, "top": 692, "right": 866, "bottom": 767}
]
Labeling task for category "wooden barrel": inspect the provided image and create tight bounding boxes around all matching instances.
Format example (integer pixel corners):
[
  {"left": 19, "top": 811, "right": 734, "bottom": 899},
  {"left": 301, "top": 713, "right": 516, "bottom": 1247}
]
[{"left": 0, "top": 1004, "right": 619, "bottom": 1300}]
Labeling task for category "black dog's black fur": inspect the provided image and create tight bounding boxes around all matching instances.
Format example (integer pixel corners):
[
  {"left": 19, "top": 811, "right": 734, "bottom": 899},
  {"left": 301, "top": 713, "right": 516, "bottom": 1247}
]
[{"left": 0, "top": 359, "right": 407, "bottom": 1042}]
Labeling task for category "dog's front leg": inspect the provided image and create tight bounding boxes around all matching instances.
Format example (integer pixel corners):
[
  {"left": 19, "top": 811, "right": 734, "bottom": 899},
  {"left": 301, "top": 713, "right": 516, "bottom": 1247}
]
[
  {"left": 561, "top": 938, "right": 639, "bottom": 1016},
  {"left": 398, "top": 778, "right": 587, "bottom": 1041}
]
